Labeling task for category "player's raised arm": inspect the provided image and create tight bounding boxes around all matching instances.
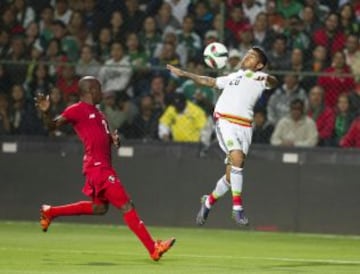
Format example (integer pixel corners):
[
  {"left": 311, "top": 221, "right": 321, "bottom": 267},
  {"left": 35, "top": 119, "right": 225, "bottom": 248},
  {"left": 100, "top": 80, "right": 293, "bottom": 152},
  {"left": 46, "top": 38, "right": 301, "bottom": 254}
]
[
  {"left": 35, "top": 93, "right": 67, "bottom": 130},
  {"left": 265, "top": 75, "right": 278, "bottom": 89},
  {"left": 167, "top": 64, "right": 216, "bottom": 88}
]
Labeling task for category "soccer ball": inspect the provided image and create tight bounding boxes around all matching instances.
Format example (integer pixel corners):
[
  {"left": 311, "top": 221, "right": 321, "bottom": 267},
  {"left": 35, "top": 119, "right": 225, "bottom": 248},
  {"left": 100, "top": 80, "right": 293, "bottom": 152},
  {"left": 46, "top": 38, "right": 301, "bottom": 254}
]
[{"left": 203, "top": 42, "right": 229, "bottom": 69}]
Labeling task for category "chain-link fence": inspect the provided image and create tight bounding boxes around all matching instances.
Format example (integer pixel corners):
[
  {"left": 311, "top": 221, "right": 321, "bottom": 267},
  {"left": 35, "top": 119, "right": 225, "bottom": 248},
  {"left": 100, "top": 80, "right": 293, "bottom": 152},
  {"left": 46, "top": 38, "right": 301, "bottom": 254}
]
[{"left": 0, "top": 0, "right": 359, "bottom": 148}]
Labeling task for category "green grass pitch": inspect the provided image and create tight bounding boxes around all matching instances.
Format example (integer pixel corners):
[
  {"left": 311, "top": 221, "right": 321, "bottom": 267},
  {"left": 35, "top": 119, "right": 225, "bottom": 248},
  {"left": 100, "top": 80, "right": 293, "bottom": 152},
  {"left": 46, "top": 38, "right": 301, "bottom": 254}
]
[{"left": 0, "top": 221, "right": 360, "bottom": 274}]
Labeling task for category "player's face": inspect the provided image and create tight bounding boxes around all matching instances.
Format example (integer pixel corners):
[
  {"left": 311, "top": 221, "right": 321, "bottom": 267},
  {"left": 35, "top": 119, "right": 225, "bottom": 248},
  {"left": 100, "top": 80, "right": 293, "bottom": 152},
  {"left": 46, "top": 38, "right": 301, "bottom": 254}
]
[
  {"left": 90, "top": 80, "right": 102, "bottom": 104},
  {"left": 240, "top": 49, "right": 264, "bottom": 71}
]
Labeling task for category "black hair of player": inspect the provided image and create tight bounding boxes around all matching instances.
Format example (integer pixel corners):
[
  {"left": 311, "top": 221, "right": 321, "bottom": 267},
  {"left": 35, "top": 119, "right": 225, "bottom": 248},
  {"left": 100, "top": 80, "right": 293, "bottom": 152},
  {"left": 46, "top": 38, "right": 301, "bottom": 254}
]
[{"left": 252, "top": 46, "right": 268, "bottom": 67}]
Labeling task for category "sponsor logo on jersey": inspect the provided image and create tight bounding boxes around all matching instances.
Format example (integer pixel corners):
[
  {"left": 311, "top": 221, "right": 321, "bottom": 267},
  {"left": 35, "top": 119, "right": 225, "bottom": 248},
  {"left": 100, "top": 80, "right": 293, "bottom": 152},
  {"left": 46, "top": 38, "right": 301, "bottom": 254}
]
[
  {"left": 89, "top": 113, "right": 96, "bottom": 119},
  {"left": 108, "top": 175, "right": 115, "bottom": 183}
]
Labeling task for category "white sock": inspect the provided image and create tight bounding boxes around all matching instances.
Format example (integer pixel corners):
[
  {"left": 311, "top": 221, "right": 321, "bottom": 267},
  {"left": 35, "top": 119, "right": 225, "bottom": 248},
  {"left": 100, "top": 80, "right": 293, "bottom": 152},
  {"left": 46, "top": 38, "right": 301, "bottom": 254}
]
[
  {"left": 230, "top": 166, "right": 243, "bottom": 211},
  {"left": 205, "top": 175, "right": 230, "bottom": 208}
]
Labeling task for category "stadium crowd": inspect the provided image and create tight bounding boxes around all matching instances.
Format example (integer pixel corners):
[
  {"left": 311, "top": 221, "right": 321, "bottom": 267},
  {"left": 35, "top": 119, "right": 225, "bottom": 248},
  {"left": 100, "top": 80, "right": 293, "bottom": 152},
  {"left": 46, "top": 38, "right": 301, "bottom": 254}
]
[{"left": 0, "top": 0, "right": 359, "bottom": 148}]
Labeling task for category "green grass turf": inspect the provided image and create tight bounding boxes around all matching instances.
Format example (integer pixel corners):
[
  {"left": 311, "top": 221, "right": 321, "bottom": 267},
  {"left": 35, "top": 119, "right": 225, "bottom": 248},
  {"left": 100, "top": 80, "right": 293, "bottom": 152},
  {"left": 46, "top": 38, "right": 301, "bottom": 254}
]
[{"left": 0, "top": 221, "right": 360, "bottom": 274}]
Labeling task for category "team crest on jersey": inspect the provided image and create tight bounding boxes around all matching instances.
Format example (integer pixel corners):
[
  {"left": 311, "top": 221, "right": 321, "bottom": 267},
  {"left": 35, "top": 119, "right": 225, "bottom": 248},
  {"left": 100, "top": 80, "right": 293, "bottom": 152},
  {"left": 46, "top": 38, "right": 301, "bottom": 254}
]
[
  {"left": 226, "top": 140, "right": 234, "bottom": 147},
  {"left": 89, "top": 113, "right": 96, "bottom": 119},
  {"left": 108, "top": 175, "right": 115, "bottom": 183}
]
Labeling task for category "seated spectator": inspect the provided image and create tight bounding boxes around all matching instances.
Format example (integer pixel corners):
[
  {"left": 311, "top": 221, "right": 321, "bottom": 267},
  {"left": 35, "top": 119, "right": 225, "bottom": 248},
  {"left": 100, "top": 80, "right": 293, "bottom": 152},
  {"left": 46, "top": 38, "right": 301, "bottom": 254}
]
[
  {"left": 276, "top": 0, "right": 303, "bottom": 19},
  {"left": 317, "top": 51, "right": 355, "bottom": 108},
  {"left": 252, "top": 12, "right": 275, "bottom": 52},
  {"left": 209, "top": 13, "right": 236, "bottom": 48},
  {"left": 94, "top": 27, "right": 111, "bottom": 63},
  {"left": 284, "top": 15, "right": 311, "bottom": 54},
  {"left": 149, "top": 75, "right": 167, "bottom": 113},
  {"left": 124, "top": 0, "right": 146, "bottom": 33},
  {"left": 307, "top": 85, "right": 335, "bottom": 146},
  {"left": 192, "top": 0, "right": 214, "bottom": 38},
  {"left": 303, "top": 45, "right": 328, "bottom": 90},
  {"left": 109, "top": 10, "right": 128, "bottom": 45},
  {"left": 332, "top": 93, "right": 355, "bottom": 146},
  {"left": 75, "top": 45, "right": 100, "bottom": 77},
  {"left": 303, "top": 0, "right": 329, "bottom": 22},
  {"left": 54, "top": 0, "right": 72, "bottom": 25},
  {"left": 56, "top": 64, "right": 79, "bottom": 103},
  {"left": 224, "top": 49, "right": 242, "bottom": 74},
  {"left": 98, "top": 41, "right": 133, "bottom": 98},
  {"left": 266, "top": 0, "right": 286, "bottom": 33},
  {"left": 252, "top": 108, "right": 274, "bottom": 144},
  {"left": 48, "top": 87, "right": 72, "bottom": 136},
  {"left": 339, "top": 3, "right": 360, "bottom": 36},
  {"left": 267, "top": 34, "right": 291, "bottom": 72},
  {"left": 8, "top": 84, "right": 44, "bottom": 135},
  {"left": 164, "top": 0, "right": 191, "bottom": 24},
  {"left": 340, "top": 117, "right": 360, "bottom": 148},
  {"left": 312, "top": 12, "right": 346, "bottom": 60},
  {"left": 139, "top": 16, "right": 162, "bottom": 60},
  {"left": 51, "top": 20, "right": 79, "bottom": 61},
  {"left": 0, "top": 94, "right": 10, "bottom": 134},
  {"left": 225, "top": 5, "right": 250, "bottom": 43},
  {"left": 24, "top": 21, "right": 40, "bottom": 55},
  {"left": 0, "top": 64, "right": 11, "bottom": 94},
  {"left": 271, "top": 99, "right": 318, "bottom": 147},
  {"left": 267, "top": 73, "right": 307, "bottom": 126},
  {"left": 43, "top": 38, "right": 65, "bottom": 80},
  {"left": 12, "top": 0, "right": 35, "bottom": 29},
  {"left": 176, "top": 15, "right": 202, "bottom": 61},
  {"left": 25, "top": 42, "right": 44, "bottom": 84},
  {"left": 348, "top": 83, "right": 360, "bottom": 116},
  {"left": 1, "top": 6, "right": 24, "bottom": 35},
  {"left": 155, "top": 2, "right": 181, "bottom": 33},
  {"left": 125, "top": 95, "right": 161, "bottom": 140},
  {"left": 151, "top": 41, "right": 181, "bottom": 68},
  {"left": 237, "top": 25, "right": 254, "bottom": 57},
  {"left": 38, "top": 5, "right": 54, "bottom": 48},
  {"left": 179, "top": 62, "right": 215, "bottom": 115},
  {"left": 67, "top": 10, "right": 93, "bottom": 49},
  {"left": 343, "top": 34, "right": 360, "bottom": 79},
  {"left": 242, "top": 0, "right": 265, "bottom": 24},
  {"left": 100, "top": 91, "right": 128, "bottom": 132},
  {"left": 300, "top": 5, "right": 322, "bottom": 36},
  {"left": 27, "top": 63, "right": 54, "bottom": 98},
  {"left": 0, "top": 29, "right": 10, "bottom": 58},
  {"left": 159, "top": 93, "right": 207, "bottom": 142}
]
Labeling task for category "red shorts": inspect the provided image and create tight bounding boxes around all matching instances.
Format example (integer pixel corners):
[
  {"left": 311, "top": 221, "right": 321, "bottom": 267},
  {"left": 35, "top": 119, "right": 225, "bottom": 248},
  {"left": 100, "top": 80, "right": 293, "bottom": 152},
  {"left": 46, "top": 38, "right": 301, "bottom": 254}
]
[{"left": 82, "top": 166, "right": 130, "bottom": 208}]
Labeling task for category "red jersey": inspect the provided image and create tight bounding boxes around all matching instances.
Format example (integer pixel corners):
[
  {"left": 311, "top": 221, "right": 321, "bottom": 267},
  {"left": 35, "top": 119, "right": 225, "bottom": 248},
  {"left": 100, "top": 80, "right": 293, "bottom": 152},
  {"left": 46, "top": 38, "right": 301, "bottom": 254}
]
[{"left": 61, "top": 101, "right": 112, "bottom": 173}]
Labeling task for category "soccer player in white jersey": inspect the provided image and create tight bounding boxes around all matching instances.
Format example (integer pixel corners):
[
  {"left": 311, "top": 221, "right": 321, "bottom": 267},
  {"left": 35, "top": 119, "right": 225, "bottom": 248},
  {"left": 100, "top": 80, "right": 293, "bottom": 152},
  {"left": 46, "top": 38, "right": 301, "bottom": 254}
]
[{"left": 167, "top": 47, "right": 278, "bottom": 226}]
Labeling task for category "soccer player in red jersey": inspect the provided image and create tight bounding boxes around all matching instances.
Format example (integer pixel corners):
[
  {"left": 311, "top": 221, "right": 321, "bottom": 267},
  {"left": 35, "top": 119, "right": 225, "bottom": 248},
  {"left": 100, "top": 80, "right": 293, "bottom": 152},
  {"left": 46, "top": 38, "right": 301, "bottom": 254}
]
[{"left": 35, "top": 76, "right": 175, "bottom": 261}]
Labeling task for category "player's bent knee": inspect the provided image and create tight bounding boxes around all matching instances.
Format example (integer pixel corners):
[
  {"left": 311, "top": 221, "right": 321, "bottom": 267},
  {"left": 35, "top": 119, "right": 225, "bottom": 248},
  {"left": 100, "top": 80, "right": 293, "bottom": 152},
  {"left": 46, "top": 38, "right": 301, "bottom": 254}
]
[
  {"left": 93, "top": 203, "right": 109, "bottom": 215},
  {"left": 119, "top": 200, "right": 134, "bottom": 214}
]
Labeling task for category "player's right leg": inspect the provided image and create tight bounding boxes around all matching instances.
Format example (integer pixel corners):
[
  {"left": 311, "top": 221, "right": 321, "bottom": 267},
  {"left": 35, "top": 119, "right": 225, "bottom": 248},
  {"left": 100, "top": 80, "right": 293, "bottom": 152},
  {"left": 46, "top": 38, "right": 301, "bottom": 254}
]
[
  {"left": 40, "top": 201, "right": 98, "bottom": 232},
  {"left": 196, "top": 173, "right": 231, "bottom": 225}
]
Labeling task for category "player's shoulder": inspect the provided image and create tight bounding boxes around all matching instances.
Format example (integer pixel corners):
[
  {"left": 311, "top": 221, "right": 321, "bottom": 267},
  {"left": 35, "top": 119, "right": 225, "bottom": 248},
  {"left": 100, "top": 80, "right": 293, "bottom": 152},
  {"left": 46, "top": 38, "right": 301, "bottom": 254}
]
[{"left": 65, "top": 101, "right": 83, "bottom": 111}]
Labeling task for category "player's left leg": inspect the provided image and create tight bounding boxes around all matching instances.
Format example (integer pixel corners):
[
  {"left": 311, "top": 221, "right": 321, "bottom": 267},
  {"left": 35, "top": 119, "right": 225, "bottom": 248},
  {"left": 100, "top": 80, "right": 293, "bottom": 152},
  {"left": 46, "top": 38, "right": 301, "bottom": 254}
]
[
  {"left": 103, "top": 174, "right": 175, "bottom": 261},
  {"left": 228, "top": 150, "right": 249, "bottom": 226}
]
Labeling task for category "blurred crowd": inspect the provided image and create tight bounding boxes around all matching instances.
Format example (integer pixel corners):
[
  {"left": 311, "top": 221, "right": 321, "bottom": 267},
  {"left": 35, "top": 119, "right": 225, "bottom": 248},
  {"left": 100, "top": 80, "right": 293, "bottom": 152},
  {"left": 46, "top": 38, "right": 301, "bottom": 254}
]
[{"left": 0, "top": 0, "right": 359, "bottom": 148}]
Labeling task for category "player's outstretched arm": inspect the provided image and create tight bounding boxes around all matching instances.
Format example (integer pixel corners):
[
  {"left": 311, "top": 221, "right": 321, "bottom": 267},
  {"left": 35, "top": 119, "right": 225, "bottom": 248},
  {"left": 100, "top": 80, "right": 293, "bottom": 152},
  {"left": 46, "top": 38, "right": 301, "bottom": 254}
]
[
  {"left": 167, "top": 64, "right": 216, "bottom": 88},
  {"left": 111, "top": 129, "right": 121, "bottom": 148},
  {"left": 35, "top": 94, "right": 67, "bottom": 130},
  {"left": 266, "top": 75, "right": 278, "bottom": 89}
]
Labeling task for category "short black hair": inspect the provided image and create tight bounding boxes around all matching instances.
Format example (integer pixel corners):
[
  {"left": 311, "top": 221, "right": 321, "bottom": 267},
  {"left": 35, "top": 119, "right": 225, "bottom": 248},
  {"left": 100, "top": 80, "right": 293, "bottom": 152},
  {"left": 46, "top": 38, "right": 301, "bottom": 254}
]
[
  {"left": 290, "top": 98, "right": 304, "bottom": 108},
  {"left": 252, "top": 46, "right": 268, "bottom": 67}
]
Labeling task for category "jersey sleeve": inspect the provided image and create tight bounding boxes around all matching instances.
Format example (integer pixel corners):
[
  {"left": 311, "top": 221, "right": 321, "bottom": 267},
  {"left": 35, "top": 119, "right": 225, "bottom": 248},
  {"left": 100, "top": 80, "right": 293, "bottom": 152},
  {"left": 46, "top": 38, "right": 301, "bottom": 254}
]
[
  {"left": 61, "top": 103, "right": 81, "bottom": 124},
  {"left": 254, "top": 71, "right": 271, "bottom": 89}
]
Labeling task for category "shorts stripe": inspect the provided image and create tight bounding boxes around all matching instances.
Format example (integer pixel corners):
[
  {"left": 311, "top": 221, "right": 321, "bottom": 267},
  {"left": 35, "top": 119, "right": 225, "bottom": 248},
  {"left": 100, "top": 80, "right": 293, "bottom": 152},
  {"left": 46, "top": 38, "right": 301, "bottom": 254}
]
[{"left": 216, "top": 121, "right": 228, "bottom": 154}]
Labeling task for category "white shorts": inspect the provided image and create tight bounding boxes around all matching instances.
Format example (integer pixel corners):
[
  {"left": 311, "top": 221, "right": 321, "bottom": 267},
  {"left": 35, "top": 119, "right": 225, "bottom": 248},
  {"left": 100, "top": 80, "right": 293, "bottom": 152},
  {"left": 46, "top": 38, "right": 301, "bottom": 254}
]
[{"left": 215, "top": 119, "right": 253, "bottom": 156}]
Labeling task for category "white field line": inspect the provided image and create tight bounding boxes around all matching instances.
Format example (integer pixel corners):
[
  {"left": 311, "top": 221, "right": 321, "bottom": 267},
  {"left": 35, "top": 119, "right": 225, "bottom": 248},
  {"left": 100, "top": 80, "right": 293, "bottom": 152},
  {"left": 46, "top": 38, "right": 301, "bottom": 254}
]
[{"left": 0, "top": 246, "right": 359, "bottom": 265}]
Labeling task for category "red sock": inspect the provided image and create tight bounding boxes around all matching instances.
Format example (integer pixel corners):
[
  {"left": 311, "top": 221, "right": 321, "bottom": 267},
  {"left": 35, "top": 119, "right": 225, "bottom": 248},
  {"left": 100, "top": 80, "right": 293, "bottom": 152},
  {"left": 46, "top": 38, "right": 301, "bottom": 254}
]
[
  {"left": 232, "top": 195, "right": 243, "bottom": 209},
  {"left": 208, "top": 193, "right": 218, "bottom": 206},
  {"left": 123, "top": 208, "right": 155, "bottom": 254},
  {"left": 49, "top": 201, "right": 94, "bottom": 218}
]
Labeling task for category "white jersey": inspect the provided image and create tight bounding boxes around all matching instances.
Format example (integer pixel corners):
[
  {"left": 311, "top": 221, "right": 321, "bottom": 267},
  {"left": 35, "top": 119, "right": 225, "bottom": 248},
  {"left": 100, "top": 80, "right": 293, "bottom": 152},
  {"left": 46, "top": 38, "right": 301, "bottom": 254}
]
[{"left": 214, "top": 69, "right": 269, "bottom": 120}]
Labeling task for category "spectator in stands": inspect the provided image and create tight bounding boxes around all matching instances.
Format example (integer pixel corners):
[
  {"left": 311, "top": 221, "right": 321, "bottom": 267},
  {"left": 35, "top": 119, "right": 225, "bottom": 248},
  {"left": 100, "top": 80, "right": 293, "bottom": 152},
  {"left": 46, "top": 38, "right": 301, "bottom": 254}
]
[
  {"left": 270, "top": 98, "right": 318, "bottom": 147},
  {"left": 149, "top": 75, "right": 167, "bottom": 113},
  {"left": 176, "top": 15, "right": 202, "bottom": 61},
  {"left": 52, "top": 19, "right": 79, "bottom": 61},
  {"left": 0, "top": 64, "right": 11, "bottom": 94},
  {"left": 209, "top": 13, "right": 236, "bottom": 48},
  {"left": 0, "top": 29, "right": 10, "bottom": 58},
  {"left": 125, "top": 95, "right": 161, "bottom": 140},
  {"left": 303, "top": 0, "right": 329, "bottom": 21},
  {"left": 98, "top": 41, "right": 133, "bottom": 98},
  {"left": 139, "top": 16, "right": 162, "bottom": 60},
  {"left": 317, "top": 51, "right": 355, "bottom": 108},
  {"left": 289, "top": 48, "right": 305, "bottom": 74},
  {"left": 224, "top": 49, "right": 242, "bottom": 74},
  {"left": 343, "top": 34, "right": 360, "bottom": 78},
  {"left": 12, "top": 0, "right": 35, "bottom": 29},
  {"left": 54, "top": 0, "right": 72, "bottom": 25},
  {"left": 94, "top": 27, "right": 111, "bottom": 63},
  {"left": 252, "top": 12, "right": 275, "bottom": 52},
  {"left": 164, "top": 0, "right": 191, "bottom": 24},
  {"left": 0, "top": 6, "right": 24, "bottom": 35},
  {"left": 267, "top": 73, "right": 307, "bottom": 125},
  {"left": 75, "top": 45, "right": 100, "bottom": 77},
  {"left": 300, "top": 5, "right": 322, "bottom": 36},
  {"left": 56, "top": 64, "right": 79, "bottom": 103},
  {"left": 109, "top": 10, "right": 128, "bottom": 45},
  {"left": 82, "top": 0, "right": 107, "bottom": 35},
  {"left": 307, "top": 85, "right": 335, "bottom": 146},
  {"left": 339, "top": 3, "right": 360, "bottom": 36},
  {"left": 276, "top": 0, "right": 303, "bottom": 19},
  {"left": 340, "top": 117, "right": 360, "bottom": 148},
  {"left": 38, "top": 5, "right": 54, "bottom": 48},
  {"left": 266, "top": 0, "right": 286, "bottom": 33},
  {"left": 151, "top": 41, "right": 181, "bottom": 68},
  {"left": 242, "top": 0, "right": 265, "bottom": 24},
  {"left": 27, "top": 63, "right": 53, "bottom": 98},
  {"left": 303, "top": 45, "right": 329, "bottom": 90},
  {"left": 237, "top": 25, "right": 254, "bottom": 57},
  {"left": 312, "top": 12, "right": 346, "bottom": 59},
  {"left": 44, "top": 38, "right": 64, "bottom": 79},
  {"left": 4, "top": 35, "right": 28, "bottom": 85},
  {"left": 100, "top": 90, "right": 127, "bottom": 132},
  {"left": 192, "top": 0, "right": 214, "bottom": 38},
  {"left": 267, "top": 34, "right": 291, "bottom": 71},
  {"left": 155, "top": 2, "right": 181, "bottom": 33},
  {"left": 348, "top": 84, "right": 360, "bottom": 116},
  {"left": 252, "top": 108, "right": 274, "bottom": 144},
  {"left": 159, "top": 93, "right": 207, "bottom": 142},
  {"left": 179, "top": 62, "right": 215, "bottom": 115},
  {"left": 285, "top": 15, "right": 311, "bottom": 53},
  {"left": 68, "top": 10, "right": 93, "bottom": 48},
  {"left": 225, "top": 5, "right": 250, "bottom": 43},
  {"left": 0, "top": 93, "right": 10, "bottom": 134},
  {"left": 24, "top": 22, "right": 40, "bottom": 56},
  {"left": 331, "top": 93, "right": 355, "bottom": 146},
  {"left": 8, "top": 84, "right": 44, "bottom": 135},
  {"left": 124, "top": 0, "right": 146, "bottom": 33}
]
